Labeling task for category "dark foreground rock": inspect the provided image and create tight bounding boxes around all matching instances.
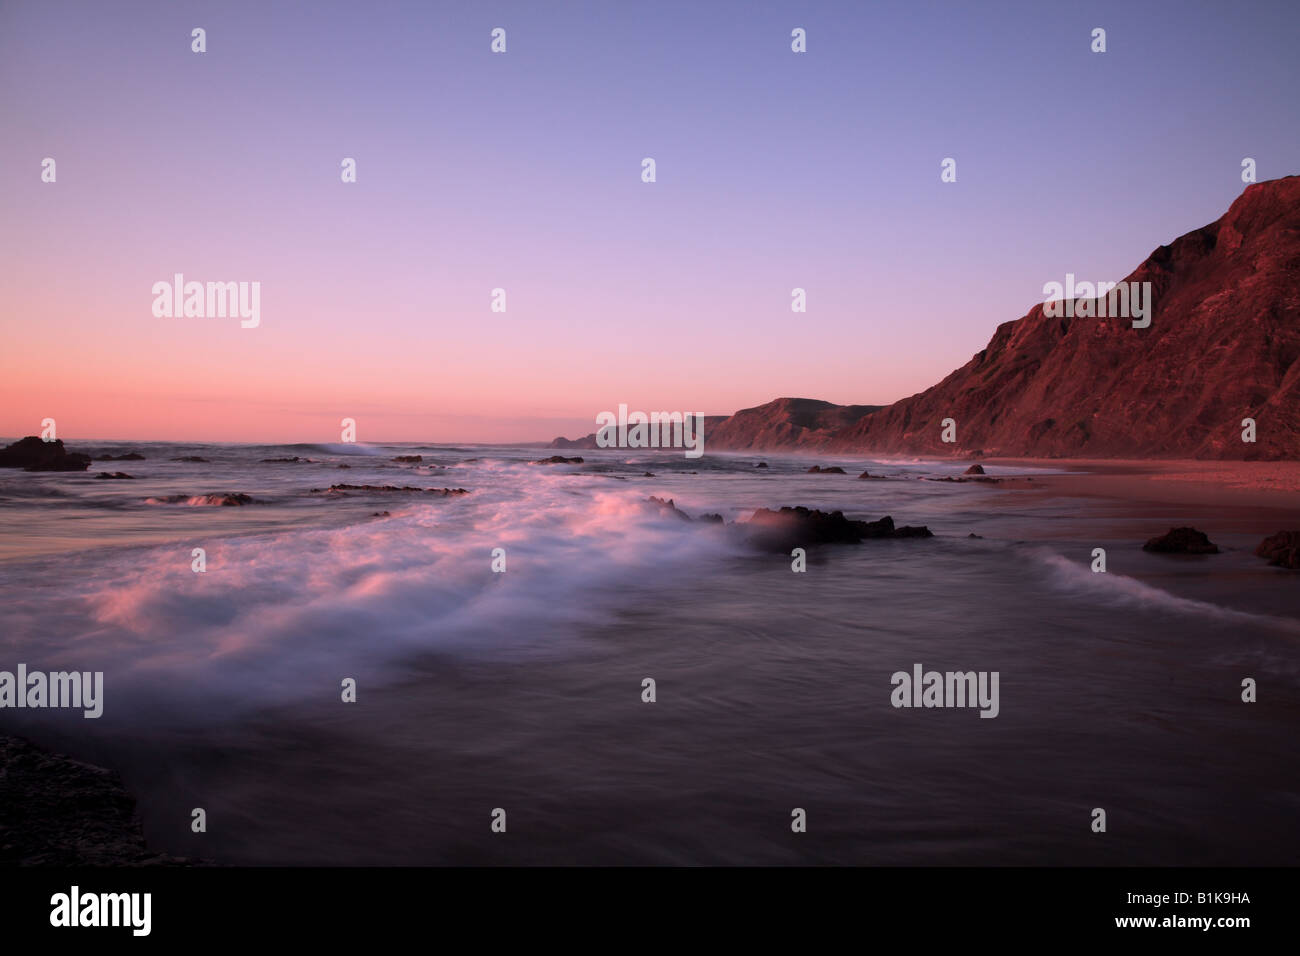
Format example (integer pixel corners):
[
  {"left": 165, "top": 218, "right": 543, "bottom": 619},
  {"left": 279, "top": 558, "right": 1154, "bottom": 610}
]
[
  {"left": 1255, "top": 531, "right": 1300, "bottom": 569},
  {"left": 642, "top": 497, "right": 932, "bottom": 552},
  {"left": 741, "top": 507, "right": 932, "bottom": 552},
  {"left": 94, "top": 472, "right": 135, "bottom": 480},
  {"left": 533, "top": 455, "right": 584, "bottom": 464},
  {"left": 963, "top": 464, "right": 986, "bottom": 475},
  {"left": 1143, "top": 527, "right": 1220, "bottom": 554},
  {"left": 0, "top": 437, "right": 91, "bottom": 472},
  {"left": 392, "top": 455, "right": 423, "bottom": 463},
  {"left": 0, "top": 734, "right": 197, "bottom": 866},
  {"left": 806, "top": 465, "right": 846, "bottom": 474}
]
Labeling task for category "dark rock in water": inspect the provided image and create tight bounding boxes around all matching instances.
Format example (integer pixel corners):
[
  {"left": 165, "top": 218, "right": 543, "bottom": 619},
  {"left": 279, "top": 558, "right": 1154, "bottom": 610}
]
[
  {"left": 698, "top": 513, "right": 724, "bottom": 524},
  {"left": 643, "top": 472, "right": 656, "bottom": 477},
  {"left": 807, "top": 465, "right": 846, "bottom": 474},
  {"left": 94, "top": 472, "right": 135, "bottom": 480},
  {"left": 213, "top": 493, "right": 253, "bottom": 506},
  {"left": 647, "top": 496, "right": 692, "bottom": 520},
  {"left": 314, "top": 484, "right": 468, "bottom": 496},
  {"left": 533, "top": 455, "right": 583, "bottom": 464},
  {"left": 740, "top": 506, "right": 932, "bottom": 552},
  {"left": 0, "top": 734, "right": 198, "bottom": 866},
  {"left": 371, "top": 511, "right": 391, "bottom": 518},
  {"left": 98, "top": 452, "right": 145, "bottom": 461},
  {"left": 145, "top": 493, "right": 254, "bottom": 506},
  {"left": 1143, "top": 527, "right": 1219, "bottom": 554},
  {"left": 392, "top": 455, "right": 423, "bottom": 463},
  {"left": 1255, "top": 530, "right": 1300, "bottom": 569},
  {"left": 337, "top": 463, "right": 352, "bottom": 469},
  {"left": 262, "top": 456, "right": 312, "bottom": 463},
  {"left": 969, "top": 532, "right": 983, "bottom": 538},
  {"left": 929, "top": 475, "right": 1001, "bottom": 484},
  {"left": 755, "top": 462, "right": 769, "bottom": 468},
  {"left": 964, "top": 464, "right": 986, "bottom": 475},
  {"left": 170, "top": 456, "right": 208, "bottom": 463},
  {"left": 0, "top": 437, "right": 91, "bottom": 472}
]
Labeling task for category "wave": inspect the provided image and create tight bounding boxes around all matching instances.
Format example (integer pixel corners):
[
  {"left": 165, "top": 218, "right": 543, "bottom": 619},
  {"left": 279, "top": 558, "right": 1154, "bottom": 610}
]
[
  {"left": 0, "top": 477, "right": 740, "bottom": 725},
  {"left": 1033, "top": 549, "right": 1300, "bottom": 635}
]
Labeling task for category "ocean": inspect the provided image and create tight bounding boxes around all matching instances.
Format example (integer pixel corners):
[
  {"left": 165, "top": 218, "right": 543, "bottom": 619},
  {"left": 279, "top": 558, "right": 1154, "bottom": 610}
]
[{"left": 1, "top": 441, "right": 1297, "bottom": 864}]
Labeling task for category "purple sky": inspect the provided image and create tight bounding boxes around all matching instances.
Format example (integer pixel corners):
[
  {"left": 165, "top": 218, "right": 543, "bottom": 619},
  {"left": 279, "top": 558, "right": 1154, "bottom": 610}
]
[{"left": 2, "top": 0, "right": 1297, "bottom": 441}]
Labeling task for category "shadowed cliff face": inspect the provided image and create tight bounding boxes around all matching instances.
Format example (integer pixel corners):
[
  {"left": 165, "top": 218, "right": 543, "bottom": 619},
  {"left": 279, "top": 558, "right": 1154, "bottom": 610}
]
[
  {"left": 552, "top": 177, "right": 1299, "bottom": 460},
  {"left": 701, "top": 398, "right": 882, "bottom": 451},
  {"left": 826, "top": 176, "right": 1300, "bottom": 460}
]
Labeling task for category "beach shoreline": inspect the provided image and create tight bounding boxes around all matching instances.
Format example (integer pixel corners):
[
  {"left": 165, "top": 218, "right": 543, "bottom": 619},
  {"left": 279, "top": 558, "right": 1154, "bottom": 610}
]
[{"left": 980, "top": 457, "right": 1300, "bottom": 511}]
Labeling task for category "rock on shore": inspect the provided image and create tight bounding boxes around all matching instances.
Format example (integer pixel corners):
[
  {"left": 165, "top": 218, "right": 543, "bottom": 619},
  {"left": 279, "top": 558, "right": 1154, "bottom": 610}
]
[
  {"left": 1143, "top": 527, "right": 1220, "bottom": 554},
  {"left": 0, "top": 734, "right": 193, "bottom": 866},
  {"left": 1255, "top": 530, "right": 1300, "bottom": 568}
]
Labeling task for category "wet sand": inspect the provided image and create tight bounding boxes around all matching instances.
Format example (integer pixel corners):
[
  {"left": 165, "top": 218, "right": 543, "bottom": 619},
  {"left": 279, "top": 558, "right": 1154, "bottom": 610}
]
[{"left": 986, "top": 458, "right": 1300, "bottom": 512}]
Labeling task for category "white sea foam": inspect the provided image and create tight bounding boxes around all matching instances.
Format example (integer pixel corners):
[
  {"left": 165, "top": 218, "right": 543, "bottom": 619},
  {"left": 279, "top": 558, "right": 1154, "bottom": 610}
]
[
  {"left": 1034, "top": 549, "right": 1300, "bottom": 635},
  {"left": 2, "top": 465, "right": 739, "bottom": 722}
]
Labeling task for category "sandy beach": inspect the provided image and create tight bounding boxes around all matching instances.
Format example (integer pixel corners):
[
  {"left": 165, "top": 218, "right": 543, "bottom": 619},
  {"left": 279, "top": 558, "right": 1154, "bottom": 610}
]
[{"left": 987, "top": 458, "right": 1300, "bottom": 511}]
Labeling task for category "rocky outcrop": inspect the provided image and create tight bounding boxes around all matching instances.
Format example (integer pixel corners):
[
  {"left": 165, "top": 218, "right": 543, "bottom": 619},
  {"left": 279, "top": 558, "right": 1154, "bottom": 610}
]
[
  {"left": 312, "top": 484, "right": 468, "bottom": 496},
  {"left": 646, "top": 496, "right": 692, "bottom": 520},
  {"left": 94, "top": 472, "right": 135, "bottom": 480},
  {"left": 392, "top": 455, "right": 423, "bottom": 463},
  {"left": 1143, "top": 527, "right": 1220, "bottom": 554},
  {"left": 0, "top": 437, "right": 91, "bottom": 472},
  {"left": 826, "top": 177, "right": 1300, "bottom": 460},
  {"left": 0, "top": 734, "right": 194, "bottom": 866},
  {"left": 806, "top": 465, "right": 846, "bottom": 474},
  {"left": 964, "top": 464, "right": 986, "bottom": 475},
  {"left": 549, "top": 400, "right": 873, "bottom": 453},
  {"left": 641, "top": 496, "right": 932, "bottom": 552},
  {"left": 533, "top": 455, "right": 584, "bottom": 464},
  {"left": 1255, "top": 530, "right": 1300, "bottom": 568},
  {"left": 145, "top": 493, "right": 255, "bottom": 506},
  {"left": 740, "top": 508, "right": 932, "bottom": 553},
  {"left": 548, "top": 179, "right": 1300, "bottom": 461},
  {"left": 701, "top": 399, "right": 878, "bottom": 451}
]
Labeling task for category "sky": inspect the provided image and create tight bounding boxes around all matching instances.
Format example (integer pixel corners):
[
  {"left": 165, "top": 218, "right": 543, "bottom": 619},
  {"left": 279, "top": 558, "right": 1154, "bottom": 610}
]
[{"left": 2, "top": 0, "right": 1298, "bottom": 442}]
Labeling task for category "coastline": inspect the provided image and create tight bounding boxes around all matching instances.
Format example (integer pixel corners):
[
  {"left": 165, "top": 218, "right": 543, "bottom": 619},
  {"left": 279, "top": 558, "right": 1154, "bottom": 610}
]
[{"left": 983, "top": 457, "right": 1300, "bottom": 511}]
